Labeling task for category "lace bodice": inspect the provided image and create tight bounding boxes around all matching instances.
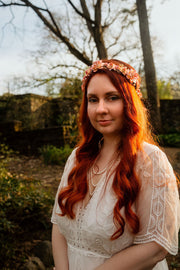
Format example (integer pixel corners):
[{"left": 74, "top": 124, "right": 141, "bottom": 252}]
[{"left": 51, "top": 143, "right": 180, "bottom": 270}]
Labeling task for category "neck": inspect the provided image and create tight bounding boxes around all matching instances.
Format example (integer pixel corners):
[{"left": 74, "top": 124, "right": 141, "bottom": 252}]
[{"left": 101, "top": 135, "right": 122, "bottom": 156}]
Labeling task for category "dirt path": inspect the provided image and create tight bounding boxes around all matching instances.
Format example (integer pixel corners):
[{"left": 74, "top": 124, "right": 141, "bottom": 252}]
[
  {"left": 6, "top": 155, "right": 64, "bottom": 194},
  {"left": 7, "top": 147, "right": 180, "bottom": 188}
]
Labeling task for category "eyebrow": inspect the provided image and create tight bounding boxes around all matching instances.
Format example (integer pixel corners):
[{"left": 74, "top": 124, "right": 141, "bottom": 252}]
[{"left": 87, "top": 91, "right": 120, "bottom": 97}]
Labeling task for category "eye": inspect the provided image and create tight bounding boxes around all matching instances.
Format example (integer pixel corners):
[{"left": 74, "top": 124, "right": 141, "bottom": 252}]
[
  {"left": 108, "top": 95, "right": 120, "bottom": 101},
  {"left": 88, "top": 97, "right": 98, "bottom": 103}
]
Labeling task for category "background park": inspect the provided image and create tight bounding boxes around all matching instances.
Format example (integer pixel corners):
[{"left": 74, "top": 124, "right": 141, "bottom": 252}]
[{"left": 0, "top": 0, "right": 179, "bottom": 269}]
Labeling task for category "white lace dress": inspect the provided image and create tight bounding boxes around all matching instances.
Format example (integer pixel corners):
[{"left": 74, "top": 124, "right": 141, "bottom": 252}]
[{"left": 51, "top": 142, "right": 180, "bottom": 270}]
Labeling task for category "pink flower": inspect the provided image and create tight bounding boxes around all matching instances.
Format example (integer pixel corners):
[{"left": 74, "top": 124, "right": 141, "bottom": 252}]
[{"left": 82, "top": 60, "right": 142, "bottom": 98}]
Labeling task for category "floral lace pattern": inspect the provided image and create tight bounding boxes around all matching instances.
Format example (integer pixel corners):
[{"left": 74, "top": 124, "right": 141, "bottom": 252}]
[
  {"left": 51, "top": 143, "right": 180, "bottom": 270},
  {"left": 134, "top": 146, "right": 180, "bottom": 255}
]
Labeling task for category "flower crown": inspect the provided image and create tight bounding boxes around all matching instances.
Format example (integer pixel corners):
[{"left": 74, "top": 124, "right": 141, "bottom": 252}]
[{"left": 81, "top": 60, "right": 142, "bottom": 98}]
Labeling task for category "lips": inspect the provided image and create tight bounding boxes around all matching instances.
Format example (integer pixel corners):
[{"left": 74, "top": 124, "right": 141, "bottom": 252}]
[{"left": 98, "top": 120, "right": 112, "bottom": 126}]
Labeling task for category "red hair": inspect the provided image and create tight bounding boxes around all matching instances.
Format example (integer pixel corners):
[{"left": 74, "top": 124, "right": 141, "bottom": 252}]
[{"left": 58, "top": 59, "right": 155, "bottom": 240}]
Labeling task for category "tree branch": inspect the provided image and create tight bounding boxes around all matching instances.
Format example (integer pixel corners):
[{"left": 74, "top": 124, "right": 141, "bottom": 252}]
[
  {"left": 93, "top": 0, "right": 107, "bottom": 59},
  {"left": 50, "top": 64, "right": 85, "bottom": 71},
  {"left": 67, "top": 0, "right": 95, "bottom": 25},
  {"left": 95, "top": 0, "right": 102, "bottom": 28},
  {"left": 8, "top": 0, "right": 92, "bottom": 65},
  {"left": 80, "top": 0, "right": 94, "bottom": 36},
  {"left": 0, "top": 0, "right": 46, "bottom": 11},
  {"left": 103, "top": 10, "right": 123, "bottom": 28},
  {"left": 111, "top": 43, "right": 139, "bottom": 58},
  {"left": 0, "top": 1, "right": 26, "bottom": 7},
  {"left": 31, "top": 75, "right": 67, "bottom": 88}
]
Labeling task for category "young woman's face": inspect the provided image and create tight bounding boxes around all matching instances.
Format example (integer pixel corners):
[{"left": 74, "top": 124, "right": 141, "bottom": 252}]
[{"left": 87, "top": 73, "right": 124, "bottom": 139}]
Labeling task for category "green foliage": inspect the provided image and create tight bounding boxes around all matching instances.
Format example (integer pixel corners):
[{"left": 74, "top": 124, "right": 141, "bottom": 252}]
[
  {"left": 169, "top": 71, "right": 180, "bottom": 99},
  {"left": 54, "top": 77, "right": 82, "bottom": 146},
  {"left": 0, "top": 144, "right": 55, "bottom": 267},
  {"left": 56, "top": 102, "right": 80, "bottom": 147},
  {"left": 0, "top": 169, "right": 54, "bottom": 267},
  {"left": 60, "top": 77, "right": 82, "bottom": 98},
  {"left": 0, "top": 143, "right": 16, "bottom": 157},
  {"left": 39, "top": 144, "right": 73, "bottom": 165},
  {"left": 45, "top": 79, "right": 62, "bottom": 97},
  {"left": 157, "top": 80, "right": 173, "bottom": 99},
  {"left": 136, "top": 78, "right": 174, "bottom": 100},
  {"left": 0, "top": 144, "right": 17, "bottom": 178},
  {"left": 158, "top": 133, "right": 180, "bottom": 147}
]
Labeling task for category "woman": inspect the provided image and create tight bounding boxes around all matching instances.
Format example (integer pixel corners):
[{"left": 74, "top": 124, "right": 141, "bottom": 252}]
[{"left": 51, "top": 59, "right": 180, "bottom": 270}]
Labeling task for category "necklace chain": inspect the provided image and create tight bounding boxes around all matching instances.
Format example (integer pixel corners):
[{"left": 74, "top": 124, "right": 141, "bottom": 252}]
[
  {"left": 92, "top": 163, "right": 107, "bottom": 175},
  {"left": 88, "top": 151, "right": 118, "bottom": 197},
  {"left": 88, "top": 171, "right": 98, "bottom": 197}
]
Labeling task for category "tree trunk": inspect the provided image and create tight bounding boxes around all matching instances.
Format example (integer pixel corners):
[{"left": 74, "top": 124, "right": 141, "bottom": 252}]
[
  {"left": 136, "top": 0, "right": 162, "bottom": 133},
  {"left": 80, "top": 0, "right": 107, "bottom": 60}
]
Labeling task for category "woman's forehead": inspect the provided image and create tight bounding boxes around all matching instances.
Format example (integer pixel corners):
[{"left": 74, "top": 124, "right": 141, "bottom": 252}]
[{"left": 87, "top": 74, "right": 118, "bottom": 96}]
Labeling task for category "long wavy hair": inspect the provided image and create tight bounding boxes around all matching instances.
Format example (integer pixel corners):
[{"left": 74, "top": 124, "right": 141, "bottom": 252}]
[{"left": 58, "top": 59, "right": 155, "bottom": 240}]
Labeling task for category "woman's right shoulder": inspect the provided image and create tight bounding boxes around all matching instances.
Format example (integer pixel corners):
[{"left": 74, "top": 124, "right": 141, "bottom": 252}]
[
  {"left": 62, "top": 146, "right": 80, "bottom": 174},
  {"left": 68, "top": 147, "right": 78, "bottom": 160}
]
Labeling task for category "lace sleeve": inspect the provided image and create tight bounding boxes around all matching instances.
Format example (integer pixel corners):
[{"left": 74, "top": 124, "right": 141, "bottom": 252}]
[
  {"left": 51, "top": 148, "right": 77, "bottom": 224},
  {"left": 134, "top": 147, "right": 180, "bottom": 255}
]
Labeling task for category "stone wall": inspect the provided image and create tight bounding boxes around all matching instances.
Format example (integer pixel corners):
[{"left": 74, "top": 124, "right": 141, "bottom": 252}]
[
  {"left": 160, "top": 99, "right": 180, "bottom": 133},
  {"left": 0, "top": 94, "right": 51, "bottom": 130},
  {"left": 0, "top": 94, "right": 79, "bottom": 131},
  {"left": 0, "top": 94, "right": 80, "bottom": 154},
  {"left": 50, "top": 97, "right": 80, "bottom": 127},
  {"left": 3, "top": 127, "right": 64, "bottom": 155}
]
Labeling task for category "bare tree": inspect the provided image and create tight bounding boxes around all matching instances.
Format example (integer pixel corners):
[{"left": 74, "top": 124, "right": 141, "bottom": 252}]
[
  {"left": 0, "top": 0, "right": 142, "bottom": 94},
  {"left": 136, "top": 0, "right": 161, "bottom": 132},
  {"left": 0, "top": 0, "right": 138, "bottom": 65},
  {"left": 1, "top": 0, "right": 163, "bottom": 129}
]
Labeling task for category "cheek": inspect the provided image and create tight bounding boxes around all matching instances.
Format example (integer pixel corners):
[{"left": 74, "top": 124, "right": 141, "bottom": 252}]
[
  {"left": 113, "top": 103, "right": 124, "bottom": 117},
  {"left": 87, "top": 106, "right": 94, "bottom": 120}
]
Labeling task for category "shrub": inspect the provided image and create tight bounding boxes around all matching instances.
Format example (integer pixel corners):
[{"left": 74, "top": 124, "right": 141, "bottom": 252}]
[
  {"left": 0, "top": 143, "right": 15, "bottom": 157},
  {"left": 0, "top": 170, "right": 54, "bottom": 268},
  {"left": 39, "top": 144, "right": 73, "bottom": 165},
  {"left": 158, "top": 133, "right": 180, "bottom": 147}
]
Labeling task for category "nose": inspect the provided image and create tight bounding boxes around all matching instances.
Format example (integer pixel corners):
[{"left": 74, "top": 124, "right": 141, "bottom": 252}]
[{"left": 96, "top": 100, "right": 108, "bottom": 114}]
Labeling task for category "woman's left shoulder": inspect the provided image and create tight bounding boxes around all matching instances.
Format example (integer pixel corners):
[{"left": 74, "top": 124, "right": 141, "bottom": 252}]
[
  {"left": 141, "top": 141, "right": 164, "bottom": 156},
  {"left": 136, "top": 142, "right": 174, "bottom": 174},
  {"left": 137, "top": 142, "right": 168, "bottom": 162}
]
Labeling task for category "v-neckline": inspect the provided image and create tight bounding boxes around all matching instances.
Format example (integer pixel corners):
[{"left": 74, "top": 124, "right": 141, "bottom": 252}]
[
  {"left": 81, "top": 173, "right": 106, "bottom": 210},
  {"left": 79, "top": 155, "right": 121, "bottom": 212}
]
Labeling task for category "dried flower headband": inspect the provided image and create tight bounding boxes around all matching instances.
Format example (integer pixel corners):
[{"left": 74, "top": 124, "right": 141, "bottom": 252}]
[{"left": 81, "top": 60, "right": 142, "bottom": 98}]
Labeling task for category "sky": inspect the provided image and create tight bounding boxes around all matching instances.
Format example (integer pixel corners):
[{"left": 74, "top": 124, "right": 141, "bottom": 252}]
[{"left": 0, "top": 0, "right": 180, "bottom": 96}]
